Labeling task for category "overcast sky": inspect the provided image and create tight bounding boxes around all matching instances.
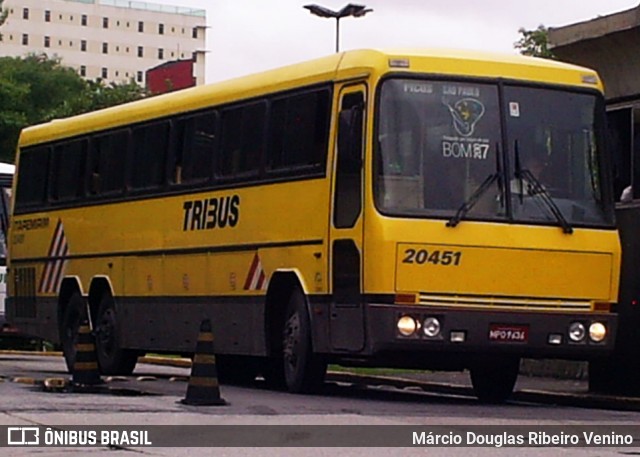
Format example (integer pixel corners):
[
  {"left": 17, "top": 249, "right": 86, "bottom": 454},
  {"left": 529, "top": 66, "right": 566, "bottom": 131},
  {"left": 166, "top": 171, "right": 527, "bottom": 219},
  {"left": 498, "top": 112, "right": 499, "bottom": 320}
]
[{"left": 148, "top": 0, "right": 639, "bottom": 83}]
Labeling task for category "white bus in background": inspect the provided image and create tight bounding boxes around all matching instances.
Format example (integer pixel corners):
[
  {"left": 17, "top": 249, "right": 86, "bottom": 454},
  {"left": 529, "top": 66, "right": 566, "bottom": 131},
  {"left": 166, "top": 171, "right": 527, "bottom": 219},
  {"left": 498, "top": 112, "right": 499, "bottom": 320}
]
[{"left": 0, "top": 162, "right": 15, "bottom": 332}]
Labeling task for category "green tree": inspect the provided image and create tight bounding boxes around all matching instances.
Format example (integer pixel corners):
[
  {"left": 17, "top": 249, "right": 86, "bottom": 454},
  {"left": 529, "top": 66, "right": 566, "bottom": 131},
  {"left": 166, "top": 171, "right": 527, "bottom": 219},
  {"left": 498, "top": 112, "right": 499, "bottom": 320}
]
[
  {"left": 0, "top": 54, "right": 148, "bottom": 162},
  {"left": 514, "top": 25, "right": 556, "bottom": 59},
  {"left": 0, "top": 55, "right": 86, "bottom": 161},
  {"left": 52, "top": 78, "right": 148, "bottom": 118}
]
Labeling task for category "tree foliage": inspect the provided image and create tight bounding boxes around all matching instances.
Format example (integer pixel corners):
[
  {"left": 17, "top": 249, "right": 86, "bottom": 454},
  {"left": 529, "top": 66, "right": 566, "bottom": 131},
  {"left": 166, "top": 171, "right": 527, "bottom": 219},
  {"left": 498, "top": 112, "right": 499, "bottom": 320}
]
[
  {"left": 0, "top": 54, "right": 147, "bottom": 162},
  {"left": 514, "top": 25, "right": 556, "bottom": 59}
]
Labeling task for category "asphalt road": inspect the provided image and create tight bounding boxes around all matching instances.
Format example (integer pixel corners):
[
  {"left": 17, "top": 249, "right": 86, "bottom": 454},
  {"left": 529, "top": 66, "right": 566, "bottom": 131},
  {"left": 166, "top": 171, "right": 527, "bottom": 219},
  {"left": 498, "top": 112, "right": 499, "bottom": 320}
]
[{"left": 1, "top": 353, "right": 639, "bottom": 457}]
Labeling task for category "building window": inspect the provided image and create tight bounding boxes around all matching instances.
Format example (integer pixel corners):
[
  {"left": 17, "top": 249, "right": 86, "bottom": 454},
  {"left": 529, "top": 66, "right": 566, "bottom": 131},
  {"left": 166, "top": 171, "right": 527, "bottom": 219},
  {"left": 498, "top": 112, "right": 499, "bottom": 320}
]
[
  {"left": 23, "top": 8, "right": 29, "bottom": 20},
  {"left": 137, "top": 46, "right": 143, "bottom": 58},
  {"left": 101, "top": 68, "right": 108, "bottom": 79},
  {"left": 22, "top": 34, "right": 28, "bottom": 46},
  {"left": 44, "top": 10, "right": 50, "bottom": 22},
  {"left": 192, "top": 28, "right": 198, "bottom": 39},
  {"left": 103, "top": 17, "right": 108, "bottom": 28},
  {"left": 137, "top": 71, "right": 143, "bottom": 83},
  {"left": 138, "top": 21, "right": 144, "bottom": 32},
  {"left": 102, "top": 42, "right": 108, "bottom": 54},
  {"left": 81, "top": 40, "right": 87, "bottom": 52},
  {"left": 158, "top": 23, "right": 164, "bottom": 35},
  {"left": 80, "top": 66, "right": 86, "bottom": 77},
  {"left": 158, "top": 48, "right": 164, "bottom": 59},
  {"left": 44, "top": 36, "right": 50, "bottom": 48},
  {"left": 81, "top": 15, "right": 87, "bottom": 26}
]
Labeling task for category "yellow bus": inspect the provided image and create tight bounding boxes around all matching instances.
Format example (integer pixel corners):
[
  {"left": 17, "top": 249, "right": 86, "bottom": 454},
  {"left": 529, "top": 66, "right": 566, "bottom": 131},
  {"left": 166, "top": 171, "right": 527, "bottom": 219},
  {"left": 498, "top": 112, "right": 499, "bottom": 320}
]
[{"left": 7, "top": 49, "right": 620, "bottom": 402}]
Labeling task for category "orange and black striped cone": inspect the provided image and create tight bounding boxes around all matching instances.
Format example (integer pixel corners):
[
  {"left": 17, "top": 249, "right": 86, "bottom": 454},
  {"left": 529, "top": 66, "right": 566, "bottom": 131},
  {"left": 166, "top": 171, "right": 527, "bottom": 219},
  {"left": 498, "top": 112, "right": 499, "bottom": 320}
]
[
  {"left": 71, "top": 318, "right": 103, "bottom": 389},
  {"left": 181, "top": 319, "right": 226, "bottom": 406}
]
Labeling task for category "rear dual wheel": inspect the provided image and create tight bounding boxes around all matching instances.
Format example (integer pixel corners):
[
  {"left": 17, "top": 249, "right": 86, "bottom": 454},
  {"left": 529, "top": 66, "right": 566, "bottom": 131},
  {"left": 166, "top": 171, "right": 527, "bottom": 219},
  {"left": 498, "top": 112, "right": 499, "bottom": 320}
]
[{"left": 94, "top": 295, "right": 138, "bottom": 375}]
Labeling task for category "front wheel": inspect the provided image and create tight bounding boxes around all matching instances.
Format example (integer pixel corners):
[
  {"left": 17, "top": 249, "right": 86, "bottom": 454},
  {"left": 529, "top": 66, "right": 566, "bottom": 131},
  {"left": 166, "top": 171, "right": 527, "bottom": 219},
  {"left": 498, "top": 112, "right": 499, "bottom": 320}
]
[
  {"left": 281, "top": 287, "right": 327, "bottom": 393},
  {"left": 60, "top": 292, "right": 86, "bottom": 373},
  {"left": 469, "top": 356, "right": 519, "bottom": 403},
  {"left": 94, "top": 295, "right": 138, "bottom": 375}
]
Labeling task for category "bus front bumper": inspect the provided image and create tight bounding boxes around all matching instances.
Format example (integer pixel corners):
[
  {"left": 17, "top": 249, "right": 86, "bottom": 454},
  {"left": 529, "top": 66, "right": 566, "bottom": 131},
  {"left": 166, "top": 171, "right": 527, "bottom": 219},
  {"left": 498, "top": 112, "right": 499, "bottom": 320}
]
[{"left": 366, "top": 303, "right": 617, "bottom": 360}]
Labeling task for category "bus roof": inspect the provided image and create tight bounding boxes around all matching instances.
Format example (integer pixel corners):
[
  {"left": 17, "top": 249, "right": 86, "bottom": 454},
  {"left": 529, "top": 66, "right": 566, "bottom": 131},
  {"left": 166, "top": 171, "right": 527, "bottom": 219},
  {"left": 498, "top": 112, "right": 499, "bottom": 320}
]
[{"left": 18, "top": 48, "right": 603, "bottom": 147}]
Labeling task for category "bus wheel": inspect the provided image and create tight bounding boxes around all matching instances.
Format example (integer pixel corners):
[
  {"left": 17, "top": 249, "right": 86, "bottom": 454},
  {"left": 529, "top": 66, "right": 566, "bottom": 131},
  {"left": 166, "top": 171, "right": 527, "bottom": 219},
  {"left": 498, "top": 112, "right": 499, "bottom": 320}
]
[
  {"left": 282, "top": 287, "right": 326, "bottom": 393},
  {"left": 469, "top": 356, "right": 519, "bottom": 403},
  {"left": 60, "top": 292, "right": 86, "bottom": 373},
  {"left": 94, "top": 295, "right": 138, "bottom": 375}
]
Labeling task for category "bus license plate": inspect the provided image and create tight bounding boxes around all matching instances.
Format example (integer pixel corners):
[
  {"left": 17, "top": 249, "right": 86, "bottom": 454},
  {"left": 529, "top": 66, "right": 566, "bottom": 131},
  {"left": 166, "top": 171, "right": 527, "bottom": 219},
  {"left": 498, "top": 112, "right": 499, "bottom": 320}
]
[{"left": 489, "top": 324, "right": 528, "bottom": 343}]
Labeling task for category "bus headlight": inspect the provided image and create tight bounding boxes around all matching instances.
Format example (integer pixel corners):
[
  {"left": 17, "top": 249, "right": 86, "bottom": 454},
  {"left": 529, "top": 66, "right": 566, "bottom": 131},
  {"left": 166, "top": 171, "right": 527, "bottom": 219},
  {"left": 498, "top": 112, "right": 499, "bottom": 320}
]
[
  {"left": 568, "top": 322, "right": 586, "bottom": 342},
  {"left": 589, "top": 322, "right": 607, "bottom": 343},
  {"left": 397, "top": 316, "right": 418, "bottom": 337},
  {"left": 422, "top": 317, "right": 441, "bottom": 338}
]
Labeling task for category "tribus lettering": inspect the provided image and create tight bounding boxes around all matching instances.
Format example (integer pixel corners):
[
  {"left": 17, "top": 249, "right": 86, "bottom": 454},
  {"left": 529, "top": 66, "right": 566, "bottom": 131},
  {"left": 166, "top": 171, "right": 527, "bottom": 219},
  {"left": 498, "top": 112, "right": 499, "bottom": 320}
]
[{"left": 183, "top": 195, "right": 240, "bottom": 231}]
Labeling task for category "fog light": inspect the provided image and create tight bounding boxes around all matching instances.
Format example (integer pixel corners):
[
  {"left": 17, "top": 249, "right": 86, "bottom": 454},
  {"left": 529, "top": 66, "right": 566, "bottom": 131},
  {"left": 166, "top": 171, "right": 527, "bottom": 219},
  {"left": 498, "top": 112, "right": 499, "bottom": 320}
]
[
  {"left": 568, "top": 322, "right": 586, "bottom": 342},
  {"left": 422, "top": 317, "right": 441, "bottom": 338},
  {"left": 589, "top": 322, "right": 607, "bottom": 342},
  {"left": 548, "top": 334, "right": 563, "bottom": 345},
  {"left": 450, "top": 331, "right": 466, "bottom": 343},
  {"left": 397, "top": 315, "right": 417, "bottom": 337}
]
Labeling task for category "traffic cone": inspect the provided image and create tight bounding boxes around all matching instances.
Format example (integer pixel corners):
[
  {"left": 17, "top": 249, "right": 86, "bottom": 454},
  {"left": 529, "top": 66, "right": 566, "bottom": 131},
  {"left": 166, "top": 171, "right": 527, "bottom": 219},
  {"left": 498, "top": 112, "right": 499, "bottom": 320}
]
[
  {"left": 181, "top": 319, "right": 226, "bottom": 406},
  {"left": 71, "top": 318, "right": 103, "bottom": 390}
]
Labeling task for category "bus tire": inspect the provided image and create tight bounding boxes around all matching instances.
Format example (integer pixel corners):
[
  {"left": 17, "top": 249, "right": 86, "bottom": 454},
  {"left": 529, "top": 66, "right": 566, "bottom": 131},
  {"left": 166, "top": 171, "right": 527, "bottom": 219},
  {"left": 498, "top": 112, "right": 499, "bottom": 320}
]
[
  {"left": 470, "top": 356, "right": 519, "bottom": 403},
  {"left": 94, "top": 295, "right": 138, "bottom": 375},
  {"left": 60, "top": 292, "right": 86, "bottom": 373},
  {"left": 282, "top": 287, "right": 327, "bottom": 393}
]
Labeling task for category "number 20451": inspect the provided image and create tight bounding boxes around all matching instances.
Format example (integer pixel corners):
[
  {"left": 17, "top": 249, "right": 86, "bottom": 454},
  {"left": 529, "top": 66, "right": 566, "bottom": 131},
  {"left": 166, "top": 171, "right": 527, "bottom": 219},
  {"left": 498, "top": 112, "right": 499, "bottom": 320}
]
[{"left": 402, "top": 249, "right": 462, "bottom": 266}]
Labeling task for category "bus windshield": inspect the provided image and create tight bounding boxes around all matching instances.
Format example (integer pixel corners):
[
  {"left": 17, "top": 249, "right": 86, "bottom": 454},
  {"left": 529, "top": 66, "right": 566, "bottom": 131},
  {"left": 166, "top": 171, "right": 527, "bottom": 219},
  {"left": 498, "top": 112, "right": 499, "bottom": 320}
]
[{"left": 375, "top": 78, "right": 615, "bottom": 228}]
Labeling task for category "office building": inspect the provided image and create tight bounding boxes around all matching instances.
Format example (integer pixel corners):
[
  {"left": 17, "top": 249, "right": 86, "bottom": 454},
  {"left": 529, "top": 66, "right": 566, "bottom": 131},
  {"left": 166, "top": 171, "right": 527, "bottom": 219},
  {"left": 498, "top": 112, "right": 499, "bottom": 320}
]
[{"left": 0, "top": 0, "right": 207, "bottom": 86}]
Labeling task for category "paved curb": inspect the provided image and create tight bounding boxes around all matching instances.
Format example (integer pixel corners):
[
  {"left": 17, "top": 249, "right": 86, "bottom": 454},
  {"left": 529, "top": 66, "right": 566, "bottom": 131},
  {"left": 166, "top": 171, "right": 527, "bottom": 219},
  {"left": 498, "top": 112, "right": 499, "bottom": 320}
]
[
  {"left": 139, "top": 356, "right": 192, "bottom": 369},
  {"left": 0, "top": 350, "right": 62, "bottom": 357}
]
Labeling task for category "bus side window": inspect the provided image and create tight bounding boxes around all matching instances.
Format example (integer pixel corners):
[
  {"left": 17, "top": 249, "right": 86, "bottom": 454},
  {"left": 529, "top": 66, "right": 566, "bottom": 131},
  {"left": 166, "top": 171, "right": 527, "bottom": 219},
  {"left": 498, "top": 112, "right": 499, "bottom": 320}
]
[
  {"left": 132, "top": 121, "right": 169, "bottom": 190},
  {"left": 267, "top": 88, "right": 330, "bottom": 173},
  {"left": 15, "top": 146, "right": 50, "bottom": 210},
  {"left": 171, "top": 111, "right": 217, "bottom": 186},
  {"left": 219, "top": 102, "right": 265, "bottom": 178},
  {"left": 51, "top": 139, "right": 87, "bottom": 202},
  {"left": 89, "top": 129, "right": 129, "bottom": 196}
]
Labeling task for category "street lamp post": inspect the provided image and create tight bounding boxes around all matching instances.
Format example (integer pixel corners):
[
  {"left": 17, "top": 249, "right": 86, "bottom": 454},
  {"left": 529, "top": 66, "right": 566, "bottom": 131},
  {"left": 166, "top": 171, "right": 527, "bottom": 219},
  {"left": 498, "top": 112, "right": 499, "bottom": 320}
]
[{"left": 304, "top": 3, "right": 373, "bottom": 53}]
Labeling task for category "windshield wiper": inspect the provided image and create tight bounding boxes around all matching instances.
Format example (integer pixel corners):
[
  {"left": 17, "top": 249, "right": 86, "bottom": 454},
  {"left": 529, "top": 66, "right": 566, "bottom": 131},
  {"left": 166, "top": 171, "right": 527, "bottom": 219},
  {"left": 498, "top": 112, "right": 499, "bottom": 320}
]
[
  {"left": 447, "top": 143, "right": 502, "bottom": 228},
  {"left": 514, "top": 141, "right": 573, "bottom": 234}
]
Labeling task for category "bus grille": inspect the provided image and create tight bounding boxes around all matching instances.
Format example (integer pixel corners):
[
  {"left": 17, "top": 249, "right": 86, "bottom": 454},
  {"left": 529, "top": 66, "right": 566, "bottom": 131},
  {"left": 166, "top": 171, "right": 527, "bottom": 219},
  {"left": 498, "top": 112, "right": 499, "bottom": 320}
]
[
  {"left": 13, "top": 267, "right": 37, "bottom": 318},
  {"left": 417, "top": 293, "right": 592, "bottom": 312}
]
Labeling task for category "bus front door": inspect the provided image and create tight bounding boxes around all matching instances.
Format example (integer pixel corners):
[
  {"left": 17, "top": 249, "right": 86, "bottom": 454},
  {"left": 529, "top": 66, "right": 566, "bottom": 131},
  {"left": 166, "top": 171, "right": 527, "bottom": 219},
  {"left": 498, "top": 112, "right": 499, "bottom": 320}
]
[{"left": 329, "top": 85, "right": 366, "bottom": 353}]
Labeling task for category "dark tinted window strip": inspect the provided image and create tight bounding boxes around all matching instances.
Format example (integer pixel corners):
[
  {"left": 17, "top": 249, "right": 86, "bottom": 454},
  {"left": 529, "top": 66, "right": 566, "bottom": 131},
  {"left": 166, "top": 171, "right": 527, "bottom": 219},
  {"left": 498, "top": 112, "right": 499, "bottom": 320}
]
[{"left": 15, "top": 83, "right": 333, "bottom": 214}]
